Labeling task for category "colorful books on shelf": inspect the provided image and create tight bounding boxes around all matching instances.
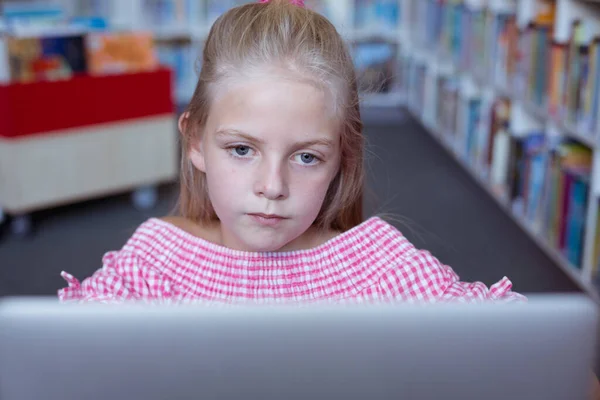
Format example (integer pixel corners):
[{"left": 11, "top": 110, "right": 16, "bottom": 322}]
[
  {"left": 557, "top": 19, "right": 600, "bottom": 140},
  {"left": 512, "top": 13, "right": 600, "bottom": 145},
  {"left": 511, "top": 133, "right": 547, "bottom": 226},
  {"left": 543, "top": 141, "right": 592, "bottom": 267},
  {"left": 4, "top": 31, "right": 161, "bottom": 83},
  {"left": 6, "top": 34, "right": 88, "bottom": 82},
  {"left": 404, "top": 0, "right": 600, "bottom": 295}
]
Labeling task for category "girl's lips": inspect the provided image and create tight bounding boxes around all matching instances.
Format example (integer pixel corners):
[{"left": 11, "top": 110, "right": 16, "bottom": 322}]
[{"left": 248, "top": 213, "right": 287, "bottom": 227}]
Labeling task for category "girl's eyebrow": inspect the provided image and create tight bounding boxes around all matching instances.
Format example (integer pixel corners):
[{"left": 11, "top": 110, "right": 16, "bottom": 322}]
[
  {"left": 215, "top": 129, "right": 265, "bottom": 144},
  {"left": 215, "top": 129, "right": 335, "bottom": 148}
]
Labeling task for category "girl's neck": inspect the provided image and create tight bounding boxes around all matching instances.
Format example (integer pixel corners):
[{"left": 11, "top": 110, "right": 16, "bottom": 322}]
[
  {"left": 215, "top": 221, "right": 340, "bottom": 252},
  {"left": 161, "top": 216, "right": 340, "bottom": 253}
]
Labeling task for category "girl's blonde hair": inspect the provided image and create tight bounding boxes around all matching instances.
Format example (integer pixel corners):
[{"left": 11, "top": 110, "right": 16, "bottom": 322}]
[{"left": 178, "top": 0, "right": 364, "bottom": 232}]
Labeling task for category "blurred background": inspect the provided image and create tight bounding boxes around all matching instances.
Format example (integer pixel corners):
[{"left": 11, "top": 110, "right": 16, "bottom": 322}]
[{"left": 1, "top": 0, "right": 599, "bottom": 315}]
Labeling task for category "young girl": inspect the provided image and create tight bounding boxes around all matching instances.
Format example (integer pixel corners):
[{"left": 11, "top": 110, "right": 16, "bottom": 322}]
[{"left": 58, "top": 0, "right": 525, "bottom": 305}]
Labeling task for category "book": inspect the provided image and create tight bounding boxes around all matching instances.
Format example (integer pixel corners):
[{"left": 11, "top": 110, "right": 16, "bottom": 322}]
[
  {"left": 490, "top": 128, "right": 511, "bottom": 201},
  {"left": 486, "top": 97, "right": 511, "bottom": 169},
  {"left": 548, "top": 41, "right": 567, "bottom": 118},
  {"left": 508, "top": 136, "right": 526, "bottom": 217},
  {"left": 465, "top": 97, "right": 482, "bottom": 165},
  {"left": 534, "top": 0, "right": 556, "bottom": 26},
  {"left": 582, "top": 38, "right": 600, "bottom": 133},
  {"left": 547, "top": 142, "right": 593, "bottom": 264},
  {"left": 7, "top": 34, "right": 87, "bottom": 82},
  {"left": 522, "top": 133, "right": 547, "bottom": 225},
  {"left": 86, "top": 32, "right": 158, "bottom": 75},
  {"left": 492, "top": 12, "right": 518, "bottom": 89},
  {"left": 471, "top": 8, "right": 488, "bottom": 81},
  {"left": 565, "top": 176, "right": 588, "bottom": 266}
]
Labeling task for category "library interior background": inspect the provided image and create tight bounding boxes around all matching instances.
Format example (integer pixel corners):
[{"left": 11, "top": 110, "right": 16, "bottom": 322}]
[{"left": 3, "top": 0, "right": 600, "bottom": 350}]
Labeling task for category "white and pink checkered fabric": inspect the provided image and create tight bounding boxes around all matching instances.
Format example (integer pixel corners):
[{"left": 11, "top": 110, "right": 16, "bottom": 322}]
[{"left": 58, "top": 217, "right": 526, "bottom": 304}]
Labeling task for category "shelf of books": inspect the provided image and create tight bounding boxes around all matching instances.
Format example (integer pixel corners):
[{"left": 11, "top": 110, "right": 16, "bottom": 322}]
[
  {"left": 0, "top": 0, "right": 407, "bottom": 106},
  {"left": 0, "top": 1, "right": 181, "bottom": 235},
  {"left": 399, "top": 0, "right": 600, "bottom": 300}
]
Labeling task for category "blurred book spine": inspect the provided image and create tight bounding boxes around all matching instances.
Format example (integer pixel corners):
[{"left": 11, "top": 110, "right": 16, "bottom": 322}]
[{"left": 354, "top": 0, "right": 400, "bottom": 32}]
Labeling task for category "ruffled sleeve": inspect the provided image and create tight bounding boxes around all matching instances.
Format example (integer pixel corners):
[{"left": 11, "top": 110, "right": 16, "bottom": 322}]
[
  {"left": 377, "top": 246, "right": 527, "bottom": 303},
  {"left": 58, "top": 250, "right": 168, "bottom": 304},
  {"left": 359, "top": 217, "right": 526, "bottom": 303}
]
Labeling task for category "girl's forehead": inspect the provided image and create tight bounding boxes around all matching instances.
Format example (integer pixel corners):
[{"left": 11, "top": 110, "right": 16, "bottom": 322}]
[{"left": 206, "top": 77, "right": 341, "bottom": 139}]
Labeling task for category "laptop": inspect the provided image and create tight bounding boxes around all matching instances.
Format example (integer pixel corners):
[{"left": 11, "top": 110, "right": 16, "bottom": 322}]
[{"left": 0, "top": 294, "right": 597, "bottom": 400}]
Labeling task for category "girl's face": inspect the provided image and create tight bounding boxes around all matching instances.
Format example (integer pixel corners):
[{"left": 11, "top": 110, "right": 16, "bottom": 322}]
[{"left": 189, "top": 76, "right": 341, "bottom": 252}]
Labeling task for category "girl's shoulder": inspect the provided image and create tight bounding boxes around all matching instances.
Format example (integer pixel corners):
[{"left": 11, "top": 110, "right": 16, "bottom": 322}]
[{"left": 118, "top": 216, "right": 219, "bottom": 259}]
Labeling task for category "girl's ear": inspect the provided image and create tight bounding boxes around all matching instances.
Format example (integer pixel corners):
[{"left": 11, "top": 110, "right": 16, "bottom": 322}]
[
  {"left": 180, "top": 112, "right": 207, "bottom": 173},
  {"left": 178, "top": 112, "right": 189, "bottom": 134}
]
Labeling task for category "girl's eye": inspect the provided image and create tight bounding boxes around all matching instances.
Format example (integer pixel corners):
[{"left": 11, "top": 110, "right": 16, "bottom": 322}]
[
  {"left": 232, "top": 145, "right": 251, "bottom": 157},
  {"left": 295, "top": 153, "right": 318, "bottom": 165}
]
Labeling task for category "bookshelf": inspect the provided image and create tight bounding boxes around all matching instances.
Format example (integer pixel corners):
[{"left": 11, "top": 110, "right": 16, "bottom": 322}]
[{"left": 400, "top": 0, "right": 600, "bottom": 301}]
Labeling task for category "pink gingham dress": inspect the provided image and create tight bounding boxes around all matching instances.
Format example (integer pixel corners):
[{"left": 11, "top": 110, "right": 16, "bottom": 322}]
[{"left": 58, "top": 217, "right": 525, "bottom": 304}]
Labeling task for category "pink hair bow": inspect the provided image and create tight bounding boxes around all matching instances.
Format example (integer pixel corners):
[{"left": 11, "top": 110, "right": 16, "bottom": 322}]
[{"left": 258, "top": 0, "right": 305, "bottom": 6}]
